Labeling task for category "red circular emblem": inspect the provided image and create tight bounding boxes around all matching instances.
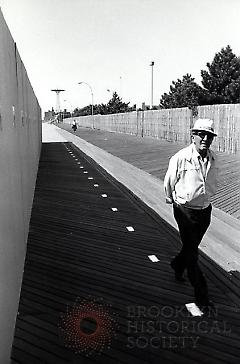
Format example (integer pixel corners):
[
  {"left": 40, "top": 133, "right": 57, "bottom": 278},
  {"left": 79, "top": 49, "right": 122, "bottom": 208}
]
[{"left": 58, "top": 297, "right": 118, "bottom": 355}]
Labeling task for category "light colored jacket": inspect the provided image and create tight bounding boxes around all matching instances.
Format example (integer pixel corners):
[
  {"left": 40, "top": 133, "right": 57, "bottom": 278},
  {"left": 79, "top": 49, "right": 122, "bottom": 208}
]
[{"left": 164, "top": 143, "right": 218, "bottom": 209}]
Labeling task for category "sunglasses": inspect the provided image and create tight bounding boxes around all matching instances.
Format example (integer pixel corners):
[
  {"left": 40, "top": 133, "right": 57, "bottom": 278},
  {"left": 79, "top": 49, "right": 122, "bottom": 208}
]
[{"left": 193, "top": 131, "right": 214, "bottom": 140}]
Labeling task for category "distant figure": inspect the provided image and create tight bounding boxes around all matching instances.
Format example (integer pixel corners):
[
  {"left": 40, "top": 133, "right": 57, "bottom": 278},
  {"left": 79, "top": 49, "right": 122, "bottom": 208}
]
[
  {"left": 164, "top": 119, "right": 218, "bottom": 313},
  {"left": 72, "top": 120, "right": 77, "bottom": 132}
]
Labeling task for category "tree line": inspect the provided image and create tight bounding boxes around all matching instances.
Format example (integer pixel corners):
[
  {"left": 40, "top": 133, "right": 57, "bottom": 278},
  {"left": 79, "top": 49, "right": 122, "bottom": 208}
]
[
  {"left": 71, "top": 92, "right": 135, "bottom": 117},
  {"left": 65, "top": 45, "right": 240, "bottom": 117},
  {"left": 159, "top": 45, "right": 240, "bottom": 109}
]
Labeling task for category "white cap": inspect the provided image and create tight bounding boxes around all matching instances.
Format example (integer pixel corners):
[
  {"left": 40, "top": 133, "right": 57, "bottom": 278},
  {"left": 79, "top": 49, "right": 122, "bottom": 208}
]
[{"left": 192, "top": 118, "right": 217, "bottom": 136}]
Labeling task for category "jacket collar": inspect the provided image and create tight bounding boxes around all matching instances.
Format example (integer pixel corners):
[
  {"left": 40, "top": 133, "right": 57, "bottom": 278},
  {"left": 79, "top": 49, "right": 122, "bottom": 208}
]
[{"left": 186, "top": 143, "right": 215, "bottom": 162}]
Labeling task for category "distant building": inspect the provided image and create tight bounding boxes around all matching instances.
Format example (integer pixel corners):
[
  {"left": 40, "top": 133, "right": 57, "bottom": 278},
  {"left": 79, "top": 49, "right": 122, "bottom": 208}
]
[{"left": 44, "top": 109, "right": 54, "bottom": 122}]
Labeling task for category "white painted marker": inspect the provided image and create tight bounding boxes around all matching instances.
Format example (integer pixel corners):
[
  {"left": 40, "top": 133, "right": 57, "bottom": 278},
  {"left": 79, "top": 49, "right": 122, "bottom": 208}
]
[
  {"left": 185, "top": 303, "right": 204, "bottom": 317},
  {"left": 126, "top": 226, "right": 134, "bottom": 232},
  {"left": 148, "top": 255, "right": 160, "bottom": 262}
]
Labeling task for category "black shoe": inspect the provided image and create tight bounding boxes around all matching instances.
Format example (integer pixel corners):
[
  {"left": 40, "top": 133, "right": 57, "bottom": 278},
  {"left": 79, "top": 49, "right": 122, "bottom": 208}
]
[{"left": 170, "top": 261, "right": 186, "bottom": 282}]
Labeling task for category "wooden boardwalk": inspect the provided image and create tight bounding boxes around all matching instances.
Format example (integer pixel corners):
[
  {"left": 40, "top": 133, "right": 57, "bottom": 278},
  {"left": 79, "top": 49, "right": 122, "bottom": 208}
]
[
  {"left": 11, "top": 142, "right": 240, "bottom": 364},
  {"left": 59, "top": 125, "right": 240, "bottom": 219}
]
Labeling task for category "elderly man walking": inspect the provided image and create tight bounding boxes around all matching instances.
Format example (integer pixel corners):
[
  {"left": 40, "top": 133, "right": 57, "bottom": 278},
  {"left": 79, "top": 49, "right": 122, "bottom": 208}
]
[{"left": 164, "top": 119, "right": 218, "bottom": 311}]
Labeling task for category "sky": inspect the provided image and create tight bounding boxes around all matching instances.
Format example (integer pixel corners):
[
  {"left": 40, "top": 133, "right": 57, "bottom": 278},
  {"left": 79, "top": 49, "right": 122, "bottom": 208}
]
[{"left": 1, "top": 0, "right": 240, "bottom": 114}]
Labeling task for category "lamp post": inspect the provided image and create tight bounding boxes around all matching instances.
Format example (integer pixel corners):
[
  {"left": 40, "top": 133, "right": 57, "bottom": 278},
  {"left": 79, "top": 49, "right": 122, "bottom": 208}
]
[
  {"left": 78, "top": 81, "right": 94, "bottom": 128},
  {"left": 149, "top": 61, "right": 154, "bottom": 109}
]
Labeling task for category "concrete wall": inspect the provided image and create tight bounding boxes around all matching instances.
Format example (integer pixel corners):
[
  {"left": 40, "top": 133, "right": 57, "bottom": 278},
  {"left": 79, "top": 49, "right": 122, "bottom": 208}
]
[{"left": 0, "top": 8, "right": 41, "bottom": 363}]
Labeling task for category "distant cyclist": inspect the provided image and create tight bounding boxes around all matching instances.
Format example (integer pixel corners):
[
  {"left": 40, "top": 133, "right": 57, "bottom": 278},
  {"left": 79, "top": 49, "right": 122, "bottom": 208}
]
[{"left": 72, "top": 120, "right": 77, "bottom": 132}]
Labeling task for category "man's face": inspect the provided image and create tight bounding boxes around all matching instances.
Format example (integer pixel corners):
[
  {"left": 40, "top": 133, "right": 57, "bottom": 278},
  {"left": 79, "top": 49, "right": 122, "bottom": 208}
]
[{"left": 192, "top": 131, "right": 214, "bottom": 153}]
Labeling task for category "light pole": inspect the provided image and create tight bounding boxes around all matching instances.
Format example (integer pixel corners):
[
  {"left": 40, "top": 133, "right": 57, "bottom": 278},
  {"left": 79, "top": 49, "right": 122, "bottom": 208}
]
[
  {"left": 119, "top": 76, "right": 122, "bottom": 96},
  {"left": 149, "top": 61, "right": 154, "bottom": 109},
  {"left": 78, "top": 81, "right": 94, "bottom": 128},
  {"left": 64, "top": 99, "right": 74, "bottom": 118}
]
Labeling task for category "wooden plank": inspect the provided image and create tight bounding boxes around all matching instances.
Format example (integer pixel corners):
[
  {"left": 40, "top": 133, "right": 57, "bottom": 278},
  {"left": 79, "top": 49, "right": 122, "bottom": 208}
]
[
  {"left": 11, "top": 142, "right": 240, "bottom": 364},
  {"left": 59, "top": 124, "right": 240, "bottom": 220},
  {"left": 56, "top": 126, "right": 240, "bottom": 273}
]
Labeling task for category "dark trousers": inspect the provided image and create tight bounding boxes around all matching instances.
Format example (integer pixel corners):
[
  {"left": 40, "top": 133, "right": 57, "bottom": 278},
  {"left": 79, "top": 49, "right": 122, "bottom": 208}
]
[{"left": 172, "top": 203, "right": 212, "bottom": 304}]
